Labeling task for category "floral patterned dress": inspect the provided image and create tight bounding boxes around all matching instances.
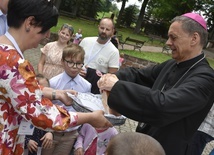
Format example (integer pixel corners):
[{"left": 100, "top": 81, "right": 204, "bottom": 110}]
[
  {"left": 0, "top": 44, "right": 78, "bottom": 155},
  {"left": 41, "top": 41, "right": 64, "bottom": 79}
]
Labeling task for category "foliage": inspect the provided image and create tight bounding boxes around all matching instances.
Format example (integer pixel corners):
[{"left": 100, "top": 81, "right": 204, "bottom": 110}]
[
  {"left": 147, "top": 0, "right": 214, "bottom": 31},
  {"left": 80, "top": 0, "right": 103, "bottom": 18},
  {"left": 120, "top": 5, "right": 139, "bottom": 27},
  {"left": 100, "top": 0, "right": 112, "bottom": 13},
  {"left": 121, "top": 50, "right": 214, "bottom": 68},
  {"left": 207, "top": 58, "right": 214, "bottom": 69},
  {"left": 59, "top": 0, "right": 75, "bottom": 12},
  {"left": 133, "top": 0, "right": 149, "bottom": 34},
  {"left": 121, "top": 50, "right": 171, "bottom": 63},
  {"left": 59, "top": 0, "right": 102, "bottom": 18},
  {"left": 110, "top": 3, "right": 120, "bottom": 16},
  {"left": 196, "top": 0, "right": 214, "bottom": 31}
]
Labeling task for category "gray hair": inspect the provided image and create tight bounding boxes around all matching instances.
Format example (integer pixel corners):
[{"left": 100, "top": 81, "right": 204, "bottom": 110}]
[{"left": 171, "top": 16, "right": 208, "bottom": 47}]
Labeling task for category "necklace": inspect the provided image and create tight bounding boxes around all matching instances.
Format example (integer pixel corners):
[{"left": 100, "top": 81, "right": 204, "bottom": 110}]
[{"left": 161, "top": 55, "right": 206, "bottom": 92}]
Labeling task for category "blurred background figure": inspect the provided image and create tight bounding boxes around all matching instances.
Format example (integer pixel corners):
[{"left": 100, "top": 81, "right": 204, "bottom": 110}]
[
  {"left": 111, "top": 29, "right": 119, "bottom": 49},
  {"left": 73, "top": 28, "right": 83, "bottom": 44}
]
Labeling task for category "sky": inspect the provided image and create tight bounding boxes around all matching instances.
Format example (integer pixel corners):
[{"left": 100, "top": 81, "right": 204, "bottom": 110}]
[{"left": 114, "top": 0, "right": 142, "bottom": 9}]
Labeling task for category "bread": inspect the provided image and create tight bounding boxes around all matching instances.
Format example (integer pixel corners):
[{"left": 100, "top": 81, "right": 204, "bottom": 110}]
[{"left": 102, "top": 91, "right": 121, "bottom": 116}]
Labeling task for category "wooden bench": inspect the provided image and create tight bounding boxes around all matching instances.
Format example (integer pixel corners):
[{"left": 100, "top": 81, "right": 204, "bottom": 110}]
[
  {"left": 147, "top": 34, "right": 167, "bottom": 45},
  {"left": 79, "top": 15, "right": 100, "bottom": 25},
  {"left": 206, "top": 40, "right": 214, "bottom": 48},
  {"left": 120, "top": 37, "right": 146, "bottom": 51},
  {"left": 59, "top": 10, "right": 75, "bottom": 18}
]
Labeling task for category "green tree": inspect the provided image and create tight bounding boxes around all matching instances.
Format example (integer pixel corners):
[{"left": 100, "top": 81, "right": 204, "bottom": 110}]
[
  {"left": 99, "top": 0, "right": 114, "bottom": 18},
  {"left": 59, "top": 0, "right": 103, "bottom": 18},
  {"left": 147, "top": 0, "right": 213, "bottom": 31},
  {"left": 115, "top": 0, "right": 128, "bottom": 27},
  {"left": 134, "top": 0, "right": 149, "bottom": 33},
  {"left": 121, "top": 5, "right": 138, "bottom": 27}
]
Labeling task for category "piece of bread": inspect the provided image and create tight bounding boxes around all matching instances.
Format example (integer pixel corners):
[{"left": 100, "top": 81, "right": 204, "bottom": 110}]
[
  {"left": 101, "top": 90, "right": 109, "bottom": 113},
  {"left": 102, "top": 91, "right": 121, "bottom": 116}
]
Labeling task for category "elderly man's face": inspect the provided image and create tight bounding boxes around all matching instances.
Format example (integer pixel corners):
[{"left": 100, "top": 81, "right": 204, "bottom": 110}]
[{"left": 166, "top": 21, "right": 195, "bottom": 62}]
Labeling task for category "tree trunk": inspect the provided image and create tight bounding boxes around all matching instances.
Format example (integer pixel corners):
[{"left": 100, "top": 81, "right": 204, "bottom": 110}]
[
  {"left": 209, "top": 27, "right": 214, "bottom": 40},
  {"left": 134, "top": 0, "right": 149, "bottom": 34},
  {"left": 116, "top": 0, "right": 127, "bottom": 28},
  {"left": 73, "top": 0, "right": 82, "bottom": 16}
]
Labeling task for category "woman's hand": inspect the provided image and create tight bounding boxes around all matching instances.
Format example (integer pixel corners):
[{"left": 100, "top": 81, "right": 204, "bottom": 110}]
[
  {"left": 97, "top": 73, "right": 118, "bottom": 91},
  {"left": 88, "top": 110, "right": 113, "bottom": 128},
  {"left": 41, "top": 132, "right": 53, "bottom": 149}
]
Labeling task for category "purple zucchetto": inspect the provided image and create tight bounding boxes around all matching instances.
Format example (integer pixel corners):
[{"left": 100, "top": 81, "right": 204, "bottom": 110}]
[{"left": 182, "top": 12, "right": 207, "bottom": 30}]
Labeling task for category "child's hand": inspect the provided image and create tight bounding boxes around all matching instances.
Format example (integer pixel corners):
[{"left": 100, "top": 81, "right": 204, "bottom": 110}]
[
  {"left": 28, "top": 140, "right": 38, "bottom": 153},
  {"left": 41, "top": 132, "right": 53, "bottom": 149},
  {"left": 79, "top": 67, "right": 87, "bottom": 78},
  {"left": 74, "top": 147, "right": 84, "bottom": 155}
]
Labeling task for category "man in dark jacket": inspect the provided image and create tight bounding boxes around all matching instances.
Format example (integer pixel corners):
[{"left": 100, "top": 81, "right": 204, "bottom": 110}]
[{"left": 97, "top": 12, "right": 214, "bottom": 155}]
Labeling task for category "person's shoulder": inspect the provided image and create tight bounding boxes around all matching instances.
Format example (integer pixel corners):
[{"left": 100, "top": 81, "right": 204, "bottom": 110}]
[
  {"left": 43, "top": 41, "right": 57, "bottom": 48},
  {"left": 80, "top": 37, "right": 97, "bottom": 46},
  {"left": 77, "top": 74, "right": 91, "bottom": 86},
  {"left": 108, "top": 42, "right": 119, "bottom": 54},
  {"left": 82, "top": 37, "right": 97, "bottom": 41}
]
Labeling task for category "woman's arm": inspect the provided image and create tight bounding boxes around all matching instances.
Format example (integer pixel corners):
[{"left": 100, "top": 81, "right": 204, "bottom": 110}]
[{"left": 37, "top": 53, "right": 46, "bottom": 74}]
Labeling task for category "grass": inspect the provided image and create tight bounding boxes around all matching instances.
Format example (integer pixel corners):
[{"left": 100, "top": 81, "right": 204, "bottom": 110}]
[
  {"left": 207, "top": 58, "right": 214, "bottom": 68},
  {"left": 51, "top": 16, "right": 154, "bottom": 45},
  {"left": 51, "top": 15, "right": 214, "bottom": 68},
  {"left": 121, "top": 50, "right": 171, "bottom": 63},
  {"left": 122, "top": 50, "right": 214, "bottom": 68}
]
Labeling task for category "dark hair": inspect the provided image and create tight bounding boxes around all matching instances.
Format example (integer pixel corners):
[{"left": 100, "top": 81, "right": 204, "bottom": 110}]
[{"left": 7, "top": 0, "right": 58, "bottom": 34}]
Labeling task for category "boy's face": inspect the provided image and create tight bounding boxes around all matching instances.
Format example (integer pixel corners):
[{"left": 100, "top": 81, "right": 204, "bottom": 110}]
[{"left": 62, "top": 54, "right": 83, "bottom": 78}]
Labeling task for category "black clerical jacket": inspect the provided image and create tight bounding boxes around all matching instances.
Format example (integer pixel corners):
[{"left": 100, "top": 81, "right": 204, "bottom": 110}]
[{"left": 108, "top": 53, "right": 214, "bottom": 155}]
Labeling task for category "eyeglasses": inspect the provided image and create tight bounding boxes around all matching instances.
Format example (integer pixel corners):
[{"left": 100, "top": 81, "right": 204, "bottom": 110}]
[
  {"left": 62, "top": 24, "right": 74, "bottom": 33},
  {"left": 63, "top": 59, "right": 83, "bottom": 69}
]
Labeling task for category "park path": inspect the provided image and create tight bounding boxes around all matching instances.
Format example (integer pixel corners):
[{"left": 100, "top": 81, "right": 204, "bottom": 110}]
[{"left": 119, "top": 44, "right": 163, "bottom": 52}]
